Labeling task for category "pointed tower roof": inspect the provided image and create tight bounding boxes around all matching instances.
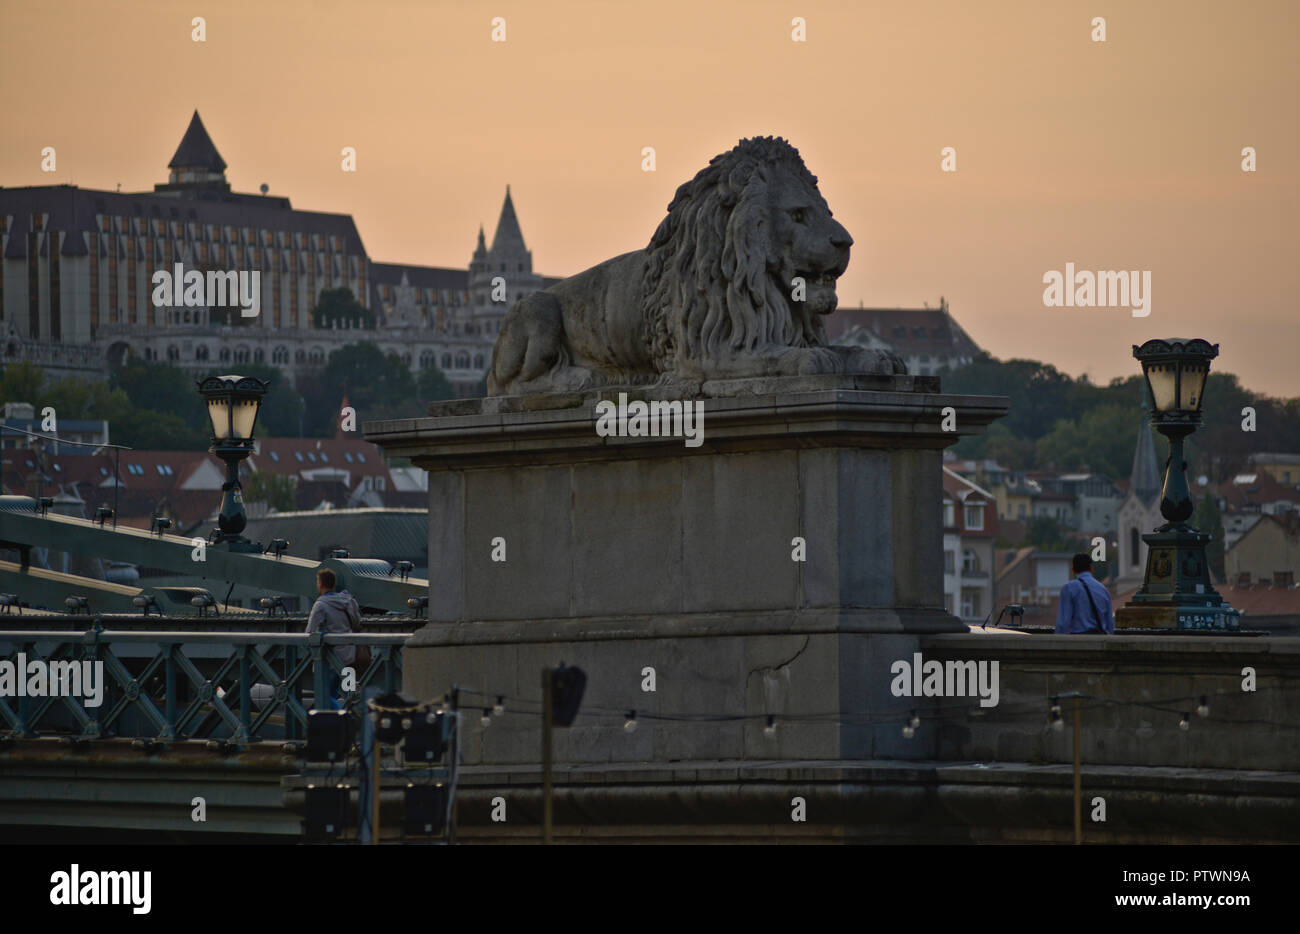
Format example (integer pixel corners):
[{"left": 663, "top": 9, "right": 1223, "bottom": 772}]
[
  {"left": 168, "top": 111, "right": 226, "bottom": 172},
  {"left": 473, "top": 223, "right": 488, "bottom": 258},
  {"left": 1130, "top": 405, "right": 1162, "bottom": 504},
  {"left": 336, "top": 388, "right": 351, "bottom": 438},
  {"left": 489, "top": 185, "right": 527, "bottom": 254}
]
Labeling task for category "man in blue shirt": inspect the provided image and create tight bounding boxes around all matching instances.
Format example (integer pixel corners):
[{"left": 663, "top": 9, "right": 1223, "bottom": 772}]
[{"left": 1055, "top": 553, "right": 1114, "bottom": 634}]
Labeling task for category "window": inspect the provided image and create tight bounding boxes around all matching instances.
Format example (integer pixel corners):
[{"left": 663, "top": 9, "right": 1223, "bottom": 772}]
[
  {"left": 269, "top": 451, "right": 279, "bottom": 462},
  {"left": 344, "top": 452, "right": 354, "bottom": 463},
  {"left": 356, "top": 452, "right": 366, "bottom": 463},
  {"left": 944, "top": 550, "right": 955, "bottom": 574},
  {"left": 441, "top": 353, "right": 451, "bottom": 368},
  {"left": 473, "top": 354, "right": 484, "bottom": 368},
  {"left": 1275, "top": 571, "right": 1295, "bottom": 586},
  {"left": 964, "top": 504, "right": 984, "bottom": 530},
  {"left": 943, "top": 502, "right": 955, "bottom": 527},
  {"left": 320, "top": 453, "right": 329, "bottom": 463},
  {"left": 307, "top": 451, "right": 317, "bottom": 462},
  {"left": 962, "top": 549, "right": 978, "bottom": 573},
  {"left": 961, "top": 590, "right": 981, "bottom": 618},
  {"left": 1017, "top": 504, "right": 1026, "bottom": 519},
  {"left": 294, "top": 451, "right": 304, "bottom": 462}
]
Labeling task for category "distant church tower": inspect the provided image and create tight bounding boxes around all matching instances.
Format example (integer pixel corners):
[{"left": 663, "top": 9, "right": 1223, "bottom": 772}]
[
  {"left": 1116, "top": 403, "right": 1165, "bottom": 583},
  {"left": 464, "top": 186, "right": 542, "bottom": 337}
]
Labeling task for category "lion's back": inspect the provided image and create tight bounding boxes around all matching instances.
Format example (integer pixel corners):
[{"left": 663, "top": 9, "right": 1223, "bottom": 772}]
[{"left": 546, "top": 250, "right": 649, "bottom": 368}]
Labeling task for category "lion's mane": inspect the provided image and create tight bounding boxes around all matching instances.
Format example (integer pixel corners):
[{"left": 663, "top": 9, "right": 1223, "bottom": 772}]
[{"left": 641, "top": 137, "right": 829, "bottom": 375}]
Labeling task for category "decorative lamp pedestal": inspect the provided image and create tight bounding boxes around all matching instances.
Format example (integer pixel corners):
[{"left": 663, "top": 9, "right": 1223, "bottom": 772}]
[{"left": 1117, "top": 526, "right": 1240, "bottom": 631}]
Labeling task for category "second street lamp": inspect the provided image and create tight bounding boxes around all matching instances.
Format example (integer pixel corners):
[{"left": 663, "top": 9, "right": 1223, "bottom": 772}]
[
  {"left": 197, "top": 374, "right": 269, "bottom": 553},
  {"left": 1119, "top": 339, "right": 1239, "bottom": 631}
]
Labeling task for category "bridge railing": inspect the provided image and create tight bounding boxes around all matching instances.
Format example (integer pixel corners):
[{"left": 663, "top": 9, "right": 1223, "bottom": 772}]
[{"left": 0, "top": 625, "right": 406, "bottom": 743}]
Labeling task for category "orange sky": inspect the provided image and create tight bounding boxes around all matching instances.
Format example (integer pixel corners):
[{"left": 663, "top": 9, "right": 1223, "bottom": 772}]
[{"left": 2, "top": 0, "right": 1297, "bottom": 395}]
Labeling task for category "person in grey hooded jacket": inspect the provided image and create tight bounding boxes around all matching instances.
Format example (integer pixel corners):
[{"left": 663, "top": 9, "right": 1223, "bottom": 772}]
[{"left": 306, "top": 568, "right": 361, "bottom": 707}]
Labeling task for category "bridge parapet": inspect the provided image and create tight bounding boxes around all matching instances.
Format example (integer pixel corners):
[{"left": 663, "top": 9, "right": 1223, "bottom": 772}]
[{"left": 0, "top": 625, "right": 406, "bottom": 744}]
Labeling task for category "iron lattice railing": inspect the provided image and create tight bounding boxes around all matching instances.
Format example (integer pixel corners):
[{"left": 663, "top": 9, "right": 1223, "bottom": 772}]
[{"left": 0, "top": 623, "right": 406, "bottom": 743}]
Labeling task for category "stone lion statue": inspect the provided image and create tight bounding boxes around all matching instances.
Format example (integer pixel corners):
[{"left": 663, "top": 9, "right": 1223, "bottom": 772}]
[{"left": 487, "top": 136, "right": 906, "bottom": 396}]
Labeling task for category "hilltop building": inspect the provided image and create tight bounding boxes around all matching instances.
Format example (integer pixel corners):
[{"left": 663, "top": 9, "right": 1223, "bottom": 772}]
[
  {"left": 0, "top": 111, "right": 557, "bottom": 395},
  {"left": 830, "top": 298, "right": 982, "bottom": 376}
]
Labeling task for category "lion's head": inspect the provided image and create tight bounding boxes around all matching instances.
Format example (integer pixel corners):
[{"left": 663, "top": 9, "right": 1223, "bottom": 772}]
[{"left": 642, "top": 137, "right": 852, "bottom": 372}]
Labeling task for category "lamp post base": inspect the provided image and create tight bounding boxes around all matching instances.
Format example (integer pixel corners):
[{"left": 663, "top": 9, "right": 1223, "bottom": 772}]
[
  {"left": 1123, "top": 526, "right": 1239, "bottom": 631},
  {"left": 1115, "top": 604, "right": 1241, "bottom": 631}
]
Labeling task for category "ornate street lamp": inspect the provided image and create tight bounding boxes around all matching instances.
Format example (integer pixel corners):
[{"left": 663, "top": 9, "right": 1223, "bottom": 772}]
[
  {"left": 1122, "top": 339, "right": 1239, "bottom": 630},
  {"left": 197, "top": 374, "right": 269, "bottom": 552}
]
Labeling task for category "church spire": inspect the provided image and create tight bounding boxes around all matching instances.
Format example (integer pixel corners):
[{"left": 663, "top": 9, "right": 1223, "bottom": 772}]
[{"left": 1130, "top": 402, "right": 1162, "bottom": 504}]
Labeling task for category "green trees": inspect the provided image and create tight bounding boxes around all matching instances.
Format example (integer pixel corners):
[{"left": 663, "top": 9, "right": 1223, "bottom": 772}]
[
  {"left": 1034, "top": 405, "right": 1137, "bottom": 479},
  {"left": 311, "top": 288, "right": 375, "bottom": 330},
  {"left": 417, "top": 362, "right": 457, "bottom": 403},
  {"left": 298, "top": 342, "right": 407, "bottom": 433},
  {"left": 1, "top": 360, "right": 208, "bottom": 450},
  {"left": 3, "top": 342, "right": 461, "bottom": 447},
  {"left": 940, "top": 356, "right": 1298, "bottom": 482}
]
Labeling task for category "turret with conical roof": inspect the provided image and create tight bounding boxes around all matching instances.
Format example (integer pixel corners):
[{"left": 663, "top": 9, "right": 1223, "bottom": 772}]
[
  {"left": 490, "top": 185, "right": 529, "bottom": 259},
  {"left": 463, "top": 187, "right": 542, "bottom": 338},
  {"left": 156, "top": 110, "right": 230, "bottom": 195}
]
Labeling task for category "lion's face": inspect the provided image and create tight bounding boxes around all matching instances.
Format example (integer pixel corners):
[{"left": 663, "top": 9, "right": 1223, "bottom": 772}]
[{"left": 765, "top": 174, "right": 852, "bottom": 317}]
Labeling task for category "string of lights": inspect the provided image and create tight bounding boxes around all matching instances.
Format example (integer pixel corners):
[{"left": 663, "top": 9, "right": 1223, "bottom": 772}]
[{"left": 437, "top": 683, "right": 1300, "bottom": 735}]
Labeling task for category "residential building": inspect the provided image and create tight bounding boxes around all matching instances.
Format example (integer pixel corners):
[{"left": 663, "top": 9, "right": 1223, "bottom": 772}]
[
  {"left": 1224, "top": 513, "right": 1300, "bottom": 587},
  {"left": 995, "top": 548, "right": 1077, "bottom": 627},
  {"left": 830, "top": 297, "right": 982, "bottom": 376},
  {"left": 942, "top": 467, "right": 999, "bottom": 624},
  {"left": 1, "top": 401, "right": 109, "bottom": 453},
  {"left": 1247, "top": 452, "right": 1300, "bottom": 488}
]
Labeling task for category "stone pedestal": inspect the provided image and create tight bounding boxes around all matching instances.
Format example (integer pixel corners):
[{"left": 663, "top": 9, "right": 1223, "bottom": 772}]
[{"left": 367, "top": 375, "right": 1007, "bottom": 769}]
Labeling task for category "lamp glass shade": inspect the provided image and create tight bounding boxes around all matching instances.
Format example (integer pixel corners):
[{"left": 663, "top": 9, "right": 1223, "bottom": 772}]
[
  {"left": 206, "top": 398, "right": 231, "bottom": 439},
  {"left": 230, "top": 398, "right": 261, "bottom": 439},
  {"left": 1179, "top": 363, "right": 1208, "bottom": 412},
  {"left": 1145, "top": 362, "right": 1179, "bottom": 413}
]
